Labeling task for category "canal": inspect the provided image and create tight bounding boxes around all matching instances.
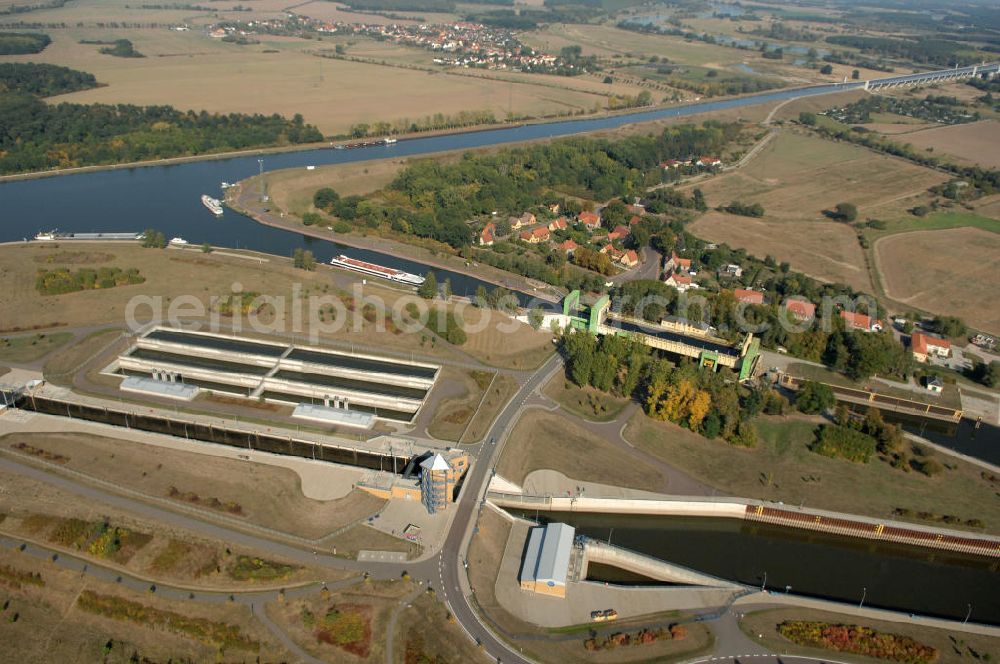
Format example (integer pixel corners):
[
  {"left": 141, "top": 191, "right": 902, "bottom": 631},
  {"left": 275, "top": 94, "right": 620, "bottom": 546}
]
[
  {"left": 0, "top": 81, "right": 855, "bottom": 305},
  {"left": 513, "top": 511, "right": 1000, "bottom": 625}
]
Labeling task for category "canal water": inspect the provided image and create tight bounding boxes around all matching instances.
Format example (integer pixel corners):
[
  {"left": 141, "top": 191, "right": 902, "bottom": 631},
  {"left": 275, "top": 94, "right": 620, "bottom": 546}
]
[
  {"left": 0, "top": 82, "right": 852, "bottom": 305},
  {"left": 513, "top": 511, "right": 1000, "bottom": 625}
]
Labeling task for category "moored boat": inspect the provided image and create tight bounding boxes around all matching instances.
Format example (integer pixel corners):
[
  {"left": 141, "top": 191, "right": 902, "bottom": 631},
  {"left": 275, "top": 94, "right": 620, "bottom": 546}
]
[
  {"left": 329, "top": 254, "right": 425, "bottom": 285},
  {"left": 169, "top": 237, "right": 188, "bottom": 246},
  {"left": 201, "top": 194, "right": 224, "bottom": 216}
]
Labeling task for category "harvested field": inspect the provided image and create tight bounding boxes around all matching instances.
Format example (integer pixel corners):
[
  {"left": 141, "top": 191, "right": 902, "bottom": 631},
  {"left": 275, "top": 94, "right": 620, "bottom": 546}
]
[
  {"left": 874, "top": 227, "right": 1000, "bottom": 334},
  {"left": 692, "top": 132, "right": 947, "bottom": 219},
  {"left": 689, "top": 211, "right": 873, "bottom": 291},
  {"left": 17, "top": 24, "right": 615, "bottom": 135},
  {"left": 897, "top": 120, "right": 1000, "bottom": 169},
  {"left": 685, "top": 132, "right": 951, "bottom": 291},
  {"left": 459, "top": 307, "right": 555, "bottom": 370}
]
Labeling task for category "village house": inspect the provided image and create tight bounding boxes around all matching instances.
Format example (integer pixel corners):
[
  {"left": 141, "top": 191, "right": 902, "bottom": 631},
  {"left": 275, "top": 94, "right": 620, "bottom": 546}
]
[
  {"left": 618, "top": 249, "right": 639, "bottom": 268},
  {"left": 840, "top": 310, "right": 882, "bottom": 332},
  {"left": 599, "top": 244, "right": 624, "bottom": 260},
  {"left": 556, "top": 238, "right": 578, "bottom": 255},
  {"left": 664, "top": 273, "right": 697, "bottom": 292},
  {"left": 607, "top": 225, "right": 631, "bottom": 243},
  {"left": 783, "top": 299, "right": 816, "bottom": 321},
  {"left": 910, "top": 332, "right": 951, "bottom": 363},
  {"left": 733, "top": 289, "right": 763, "bottom": 305},
  {"left": 519, "top": 226, "right": 550, "bottom": 244},
  {"left": 664, "top": 251, "right": 692, "bottom": 274},
  {"left": 548, "top": 217, "right": 569, "bottom": 232},
  {"left": 629, "top": 215, "right": 642, "bottom": 226},
  {"left": 508, "top": 215, "right": 525, "bottom": 230},
  {"left": 660, "top": 159, "right": 685, "bottom": 169},
  {"left": 719, "top": 263, "right": 743, "bottom": 278},
  {"left": 626, "top": 203, "right": 645, "bottom": 216},
  {"left": 578, "top": 211, "right": 601, "bottom": 230},
  {"left": 697, "top": 156, "right": 722, "bottom": 167},
  {"left": 519, "top": 212, "right": 536, "bottom": 227},
  {"left": 924, "top": 375, "right": 944, "bottom": 394},
  {"left": 547, "top": 203, "right": 561, "bottom": 214},
  {"left": 478, "top": 222, "right": 496, "bottom": 247}
]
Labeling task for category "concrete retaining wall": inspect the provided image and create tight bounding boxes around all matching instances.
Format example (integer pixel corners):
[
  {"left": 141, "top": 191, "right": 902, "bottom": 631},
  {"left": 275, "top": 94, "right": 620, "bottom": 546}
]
[{"left": 583, "top": 539, "right": 739, "bottom": 588}]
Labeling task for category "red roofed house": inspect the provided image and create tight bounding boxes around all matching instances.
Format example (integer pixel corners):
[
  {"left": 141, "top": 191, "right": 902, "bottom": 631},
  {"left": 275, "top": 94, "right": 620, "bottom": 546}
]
[
  {"left": 607, "top": 225, "right": 630, "bottom": 242},
  {"left": 556, "top": 239, "right": 578, "bottom": 255},
  {"left": 734, "top": 289, "right": 764, "bottom": 305},
  {"left": 628, "top": 215, "right": 642, "bottom": 226},
  {"left": 840, "top": 310, "right": 882, "bottom": 332},
  {"left": 697, "top": 156, "right": 722, "bottom": 167},
  {"left": 665, "top": 273, "right": 696, "bottom": 292},
  {"left": 618, "top": 249, "right": 639, "bottom": 268},
  {"left": 548, "top": 217, "right": 569, "bottom": 232},
  {"left": 519, "top": 226, "right": 550, "bottom": 244},
  {"left": 910, "top": 332, "right": 951, "bottom": 363},
  {"left": 626, "top": 203, "right": 644, "bottom": 215},
  {"left": 783, "top": 299, "right": 816, "bottom": 321},
  {"left": 665, "top": 251, "right": 692, "bottom": 273},
  {"left": 578, "top": 211, "right": 601, "bottom": 230},
  {"left": 478, "top": 222, "right": 496, "bottom": 247},
  {"left": 599, "top": 243, "right": 623, "bottom": 259},
  {"left": 660, "top": 159, "right": 682, "bottom": 169}
]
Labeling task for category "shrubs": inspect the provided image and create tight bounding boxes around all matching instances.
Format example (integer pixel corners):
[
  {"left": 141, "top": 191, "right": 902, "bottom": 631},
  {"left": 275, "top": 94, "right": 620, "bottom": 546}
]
[
  {"left": 313, "top": 604, "right": 372, "bottom": 657},
  {"left": 722, "top": 201, "right": 765, "bottom": 217},
  {"left": 426, "top": 308, "right": 467, "bottom": 345},
  {"left": 77, "top": 591, "right": 259, "bottom": 651},
  {"left": 795, "top": 381, "right": 834, "bottom": 414},
  {"left": 777, "top": 620, "right": 937, "bottom": 664},
  {"left": 0, "top": 564, "right": 44, "bottom": 589},
  {"left": 35, "top": 266, "right": 144, "bottom": 295},
  {"left": 810, "top": 424, "right": 876, "bottom": 463},
  {"left": 584, "top": 623, "right": 687, "bottom": 651},
  {"left": 227, "top": 555, "right": 297, "bottom": 581}
]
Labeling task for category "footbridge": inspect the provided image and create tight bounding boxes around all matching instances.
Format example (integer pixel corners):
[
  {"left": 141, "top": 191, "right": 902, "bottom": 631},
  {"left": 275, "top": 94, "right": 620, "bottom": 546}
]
[
  {"left": 561, "top": 291, "right": 761, "bottom": 380},
  {"left": 865, "top": 62, "right": 999, "bottom": 91}
]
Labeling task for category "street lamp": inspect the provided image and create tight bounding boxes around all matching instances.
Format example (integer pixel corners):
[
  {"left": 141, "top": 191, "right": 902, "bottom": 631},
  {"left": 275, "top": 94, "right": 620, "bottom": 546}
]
[
  {"left": 860, "top": 587, "right": 866, "bottom": 608},
  {"left": 761, "top": 571, "right": 767, "bottom": 592},
  {"left": 964, "top": 603, "right": 972, "bottom": 624}
]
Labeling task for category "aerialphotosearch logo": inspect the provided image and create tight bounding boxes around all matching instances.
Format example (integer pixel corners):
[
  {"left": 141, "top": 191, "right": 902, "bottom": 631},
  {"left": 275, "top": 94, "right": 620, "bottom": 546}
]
[{"left": 123, "top": 281, "right": 883, "bottom": 342}]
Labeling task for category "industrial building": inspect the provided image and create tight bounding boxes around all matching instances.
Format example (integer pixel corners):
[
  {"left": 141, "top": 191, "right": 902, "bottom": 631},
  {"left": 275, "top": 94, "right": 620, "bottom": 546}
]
[
  {"left": 356, "top": 448, "right": 469, "bottom": 513},
  {"left": 109, "top": 326, "right": 440, "bottom": 426},
  {"left": 519, "top": 522, "right": 575, "bottom": 598}
]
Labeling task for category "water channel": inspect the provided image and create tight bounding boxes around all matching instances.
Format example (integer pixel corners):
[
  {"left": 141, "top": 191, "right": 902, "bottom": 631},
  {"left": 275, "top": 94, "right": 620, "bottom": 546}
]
[
  {"left": 0, "top": 81, "right": 855, "bottom": 306},
  {"left": 513, "top": 511, "right": 1000, "bottom": 625}
]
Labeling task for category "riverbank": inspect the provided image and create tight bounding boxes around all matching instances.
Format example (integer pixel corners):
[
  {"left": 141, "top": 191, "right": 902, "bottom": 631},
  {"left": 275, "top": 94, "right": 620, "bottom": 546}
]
[{"left": 225, "top": 180, "right": 562, "bottom": 305}]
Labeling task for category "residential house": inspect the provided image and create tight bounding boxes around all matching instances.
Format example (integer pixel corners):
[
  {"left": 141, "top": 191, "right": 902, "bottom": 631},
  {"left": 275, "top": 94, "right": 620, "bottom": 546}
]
[
  {"left": 478, "top": 222, "right": 496, "bottom": 247},
  {"left": 508, "top": 215, "right": 525, "bottom": 230},
  {"left": 719, "top": 263, "right": 743, "bottom": 278},
  {"left": 548, "top": 217, "right": 569, "bottom": 232},
  {"left": 519, "top": 226, "right": 550, "bottom": 244},
  {"left": 783, "top": 299, "right": 816, "bottom": 321},
  {"left": 599, "top": 244, "right": 624, "bottom": 261},
  {"left": 660, "top": 159, "right": 683, "bottom": 169},
  {"left": 607, "top": 225, "right": 630, "bottom": 243},
  {"left": 664, "top": 273, "right": 697, "bottom": 292},
  {"left": 618, "top": 249, "right": 639, "bottom": 268},
  {"left": 910, "top": 332, "right": 951, "bottom": 363},
  {"left": 556, "top": 239, "right": 578, "bottom": 255},
  {"left": 578, "top": 211, "right": 601, "bottom": 230},
  {"left": 697, "top": 156, "right": 722, "bottom": 167},
  {"left": 626, "top": 203, "right": 645, "bottom": 216},
  {"left": 924, "top": 375, "right": 944, "bottom": 394},
  {"left": 628, "top": 215, "right": 642, "bottom": 226},
  {"left": 519, "top": 212, "right": 537, "bottom": 227},
  {"left": 733, "top": 289, "right": 763, "bottom": 305},
  {"left": 840, "top": 310, "right": 882, "bottom": 332},
  {"left": 665, "top": 251, "right": 692, "bottom": 274},
  {"left": 547, "top": 203, "right": 561, "bottom": 214}
]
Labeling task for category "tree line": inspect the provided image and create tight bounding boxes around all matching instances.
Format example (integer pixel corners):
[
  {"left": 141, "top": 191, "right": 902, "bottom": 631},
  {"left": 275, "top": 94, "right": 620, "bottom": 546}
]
[
  {"left": 0, "top": 31, "right": 50, "bottom": 54},
  {"left": 0, "top": 93, "right": 323, "bottom": 174},
  {"left": 0, "top": 62, "right": 98, "bottom": 97}
]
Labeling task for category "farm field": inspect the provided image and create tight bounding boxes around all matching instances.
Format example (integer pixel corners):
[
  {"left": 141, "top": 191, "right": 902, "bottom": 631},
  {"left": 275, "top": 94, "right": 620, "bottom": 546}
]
[
  {"left": 892, "top": 120, "right": 1000, "bottom": 169},
  {"left": 689, "top": 211, "right": 873, "bottom": 292},
  {"left": 874, "top": 226, "right": 1000, "bottom": 334},
  {"left": 685, "top": 131, "right": 952, "bottom": 291}
]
